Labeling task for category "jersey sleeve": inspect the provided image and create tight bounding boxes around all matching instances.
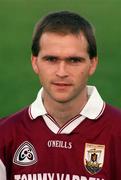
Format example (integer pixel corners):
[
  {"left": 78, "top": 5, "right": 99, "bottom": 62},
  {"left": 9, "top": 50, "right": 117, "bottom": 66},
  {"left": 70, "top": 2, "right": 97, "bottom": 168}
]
[
  {"left": 111, "top": 130, "right": 121, "bottom": 179},
  {"left": 0, "top": 160, "right": 7, "bottom": 180},
  {"left": 0, "top": 120, "right": 7, "bottom": 180}
]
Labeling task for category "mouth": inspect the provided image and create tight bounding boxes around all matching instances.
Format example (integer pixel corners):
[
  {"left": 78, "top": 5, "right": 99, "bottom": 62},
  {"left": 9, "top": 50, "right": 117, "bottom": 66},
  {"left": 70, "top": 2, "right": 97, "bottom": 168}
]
[
  {"left": 52, "top": 82, "right": 72, "bottom": 87},
  {"left": 51, "top": 82, "right": 73, "bottom": 91}
]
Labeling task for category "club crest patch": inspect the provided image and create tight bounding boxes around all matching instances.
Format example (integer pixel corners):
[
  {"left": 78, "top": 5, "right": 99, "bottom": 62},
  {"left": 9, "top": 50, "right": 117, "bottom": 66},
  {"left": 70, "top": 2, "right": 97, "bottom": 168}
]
[
  {"left": 13, "top": 141, "right": 38, "bottom": 166},
  {"left": 84, "top": 143, "right": 105, "bottom": 174}
]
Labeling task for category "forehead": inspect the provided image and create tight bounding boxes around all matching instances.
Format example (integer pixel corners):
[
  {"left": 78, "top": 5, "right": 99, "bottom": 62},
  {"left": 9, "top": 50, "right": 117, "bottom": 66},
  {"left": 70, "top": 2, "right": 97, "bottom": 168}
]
[{"left": 39, "top": 32, "right": 88, "bottom": 54}]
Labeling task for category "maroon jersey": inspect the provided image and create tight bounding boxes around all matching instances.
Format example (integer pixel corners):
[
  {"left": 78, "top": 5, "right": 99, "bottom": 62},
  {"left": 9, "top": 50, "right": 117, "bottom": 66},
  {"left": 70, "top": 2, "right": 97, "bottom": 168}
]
[{"left": 0, "top": 86, "right": 121, "bottom": 180}]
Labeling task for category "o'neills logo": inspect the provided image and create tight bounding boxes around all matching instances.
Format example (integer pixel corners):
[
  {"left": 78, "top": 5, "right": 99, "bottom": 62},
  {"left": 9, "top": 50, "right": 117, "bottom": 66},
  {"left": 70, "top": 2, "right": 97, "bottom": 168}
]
[
  {"left": 13, "top": 141, "right": 38, "bottom": 166},
  {"left": 84, "top": 143, "right": 105, "bottom": 175}
]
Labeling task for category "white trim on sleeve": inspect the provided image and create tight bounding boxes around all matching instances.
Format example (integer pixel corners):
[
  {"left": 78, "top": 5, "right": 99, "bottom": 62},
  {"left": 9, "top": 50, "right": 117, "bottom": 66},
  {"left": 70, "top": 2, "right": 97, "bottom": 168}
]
[{"left": 0, "top": 159, "right": 7, "bottom": 180}]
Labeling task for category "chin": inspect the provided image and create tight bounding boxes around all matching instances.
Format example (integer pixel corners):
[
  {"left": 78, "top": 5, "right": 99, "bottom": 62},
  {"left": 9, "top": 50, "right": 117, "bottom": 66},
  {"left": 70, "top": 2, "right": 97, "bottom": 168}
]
[{"left": 53, "top": 96, "right": 72, "bottom": 104}]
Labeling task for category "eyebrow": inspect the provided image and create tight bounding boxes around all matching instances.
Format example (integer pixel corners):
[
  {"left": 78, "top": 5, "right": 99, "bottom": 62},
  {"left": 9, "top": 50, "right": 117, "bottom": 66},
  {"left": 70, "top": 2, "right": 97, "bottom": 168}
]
[
  {"left": 42, "top": 55, "right": 86, "bottom": 61},
  {"left": 65, "top": 56, "right": 86, "bottom": 61},
  {"left": 42, "top": 55, "right": 58, "bottom": 59}
]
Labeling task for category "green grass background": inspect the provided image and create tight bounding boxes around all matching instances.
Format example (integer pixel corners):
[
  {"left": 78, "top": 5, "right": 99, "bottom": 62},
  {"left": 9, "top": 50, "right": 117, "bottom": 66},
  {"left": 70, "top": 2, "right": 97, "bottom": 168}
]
[{"left": 0, "top": 0, "right": 121, "bottom": 118}]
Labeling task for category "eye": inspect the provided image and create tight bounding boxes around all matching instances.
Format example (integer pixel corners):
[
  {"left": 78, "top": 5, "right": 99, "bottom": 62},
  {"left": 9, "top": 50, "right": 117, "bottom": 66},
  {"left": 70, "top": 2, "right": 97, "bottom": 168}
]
[
  {"left": 67, "top": 57, "right": 85, "bottom": 63},
  {"left": 44, "top": 56, "right": 57, "bottom": 62}
]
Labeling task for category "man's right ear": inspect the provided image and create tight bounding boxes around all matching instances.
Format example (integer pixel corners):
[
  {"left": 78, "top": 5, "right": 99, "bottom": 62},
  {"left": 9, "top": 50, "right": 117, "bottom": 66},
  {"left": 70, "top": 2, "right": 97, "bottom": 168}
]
[{"left": 31, "top": 55, "right": 39, "bottom": 74}]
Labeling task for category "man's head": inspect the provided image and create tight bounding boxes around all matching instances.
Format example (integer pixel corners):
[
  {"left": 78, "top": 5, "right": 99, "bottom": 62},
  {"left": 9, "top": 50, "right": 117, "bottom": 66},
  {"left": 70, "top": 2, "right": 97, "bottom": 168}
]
[
  {"left": 31, "top": 11, "right": 97, "bottom": 59},
  {"left": 31, "top": 11, "right": 98, "bottom": 105}
]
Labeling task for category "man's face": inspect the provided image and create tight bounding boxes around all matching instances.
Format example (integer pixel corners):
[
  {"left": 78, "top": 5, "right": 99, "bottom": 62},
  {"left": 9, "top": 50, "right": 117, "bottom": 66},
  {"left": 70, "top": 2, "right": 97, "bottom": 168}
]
[{"left": 32, "top": 32, "right": 97, "bottom": 104}]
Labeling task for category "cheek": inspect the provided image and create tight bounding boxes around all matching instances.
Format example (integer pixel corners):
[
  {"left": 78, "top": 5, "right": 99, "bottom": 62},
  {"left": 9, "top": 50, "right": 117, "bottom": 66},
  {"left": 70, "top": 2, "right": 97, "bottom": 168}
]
[
  {"left": 78, "top": 66, "right": 90, "bottom": 76},
  {"left": 37, "top": 67, "right": 51, "bottom": 83},
  {"left": 75, "top": 68, "right": 90, "bottom": 83}
]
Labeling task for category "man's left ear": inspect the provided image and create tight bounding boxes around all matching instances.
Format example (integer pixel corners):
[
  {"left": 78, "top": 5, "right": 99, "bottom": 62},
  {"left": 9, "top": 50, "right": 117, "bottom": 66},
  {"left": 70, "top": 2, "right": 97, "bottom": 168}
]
[{"left": 89, "top": 57, "right": 98, "bottom": 76}]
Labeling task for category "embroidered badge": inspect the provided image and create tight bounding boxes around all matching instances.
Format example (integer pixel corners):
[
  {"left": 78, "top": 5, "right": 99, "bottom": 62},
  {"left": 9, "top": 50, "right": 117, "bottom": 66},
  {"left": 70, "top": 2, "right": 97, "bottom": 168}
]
[
  {"left": 84, "top": 143, "right": 105, "bottom": 174},
  {"left": 13, "top": 141, "right": 38, "bottom": 166}
]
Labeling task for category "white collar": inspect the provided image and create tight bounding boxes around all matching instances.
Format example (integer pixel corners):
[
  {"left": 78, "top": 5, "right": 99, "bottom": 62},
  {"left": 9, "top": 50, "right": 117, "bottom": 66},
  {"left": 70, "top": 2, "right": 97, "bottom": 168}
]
[{"left": 29, "top": 86, "right": 105, "bottom": 120}]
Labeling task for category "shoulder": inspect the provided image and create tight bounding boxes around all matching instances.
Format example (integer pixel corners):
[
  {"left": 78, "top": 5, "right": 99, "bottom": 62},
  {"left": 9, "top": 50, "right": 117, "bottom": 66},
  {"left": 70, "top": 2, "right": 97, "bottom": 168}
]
[
  {"left": 104, "top": 104, "right": 121, "bottom": 134},
  {"left": 105, "top": 104, "right": 121, "bottom": 119},
  {"left": 0, "top": 107, "right": 29, "bottom": 123},
  {"left": 0, "top": 107, "right": 29, "bottom": 136}
]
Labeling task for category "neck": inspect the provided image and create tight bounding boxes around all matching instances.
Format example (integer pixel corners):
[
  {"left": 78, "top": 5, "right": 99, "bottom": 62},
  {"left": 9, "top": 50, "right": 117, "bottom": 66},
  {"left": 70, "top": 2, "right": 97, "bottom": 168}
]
[{"left": 42, "top": 88, "right": 88, "bottom": 127}]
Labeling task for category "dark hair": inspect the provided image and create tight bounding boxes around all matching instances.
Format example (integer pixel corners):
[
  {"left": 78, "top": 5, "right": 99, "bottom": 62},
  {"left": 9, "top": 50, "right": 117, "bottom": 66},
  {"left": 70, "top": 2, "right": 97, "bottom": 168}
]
[{"left": 31, "top": 11, "right": 97, "bottom": 59}]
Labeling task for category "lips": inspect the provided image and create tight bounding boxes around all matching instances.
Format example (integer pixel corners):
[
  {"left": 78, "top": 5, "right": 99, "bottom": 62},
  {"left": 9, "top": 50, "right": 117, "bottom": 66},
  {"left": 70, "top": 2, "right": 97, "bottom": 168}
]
[
  {"left": 52, "top": 82, "right": 72, "bottom": 86},
  {"left": 51, "top": 82, "right": 73, "bottom": 92}
]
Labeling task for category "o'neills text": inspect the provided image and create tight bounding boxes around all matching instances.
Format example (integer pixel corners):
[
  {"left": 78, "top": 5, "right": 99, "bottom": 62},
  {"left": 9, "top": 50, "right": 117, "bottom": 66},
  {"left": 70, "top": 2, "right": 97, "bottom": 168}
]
[
  {"left": 14, "top": 173, "right": 105, "bottom": 180},
  {"left": 47, "top": 140, "right": 72, "bottom": 149}
]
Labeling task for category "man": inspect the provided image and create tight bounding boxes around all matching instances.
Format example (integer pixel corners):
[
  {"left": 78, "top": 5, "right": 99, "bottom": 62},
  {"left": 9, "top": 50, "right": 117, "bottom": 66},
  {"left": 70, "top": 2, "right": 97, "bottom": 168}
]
[{"left": 0, "top": 11, "right": 121, "bottom": 180}]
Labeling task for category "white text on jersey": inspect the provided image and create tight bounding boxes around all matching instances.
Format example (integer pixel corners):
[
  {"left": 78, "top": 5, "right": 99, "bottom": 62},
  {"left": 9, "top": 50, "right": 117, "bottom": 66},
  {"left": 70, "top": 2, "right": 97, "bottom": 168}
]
[
  {"left": 14, "top": 173, "right": 104, "bottom": 180},
  {"left": 47, "top": 140, "right": 72, "bottom": 149}
]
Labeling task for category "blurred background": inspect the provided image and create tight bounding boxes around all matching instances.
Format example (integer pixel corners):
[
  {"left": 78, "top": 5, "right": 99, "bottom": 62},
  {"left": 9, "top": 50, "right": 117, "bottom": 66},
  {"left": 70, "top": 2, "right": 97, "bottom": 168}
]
[{"left": 0, "top": 0, "right": 121, "bottom": 118}]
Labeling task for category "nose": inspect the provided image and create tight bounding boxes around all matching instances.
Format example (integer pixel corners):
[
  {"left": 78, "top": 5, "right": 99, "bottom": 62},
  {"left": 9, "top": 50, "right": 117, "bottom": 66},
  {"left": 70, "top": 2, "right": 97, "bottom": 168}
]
[{"left": 56, "top": 61, "right": 68, "bottom": 78}]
